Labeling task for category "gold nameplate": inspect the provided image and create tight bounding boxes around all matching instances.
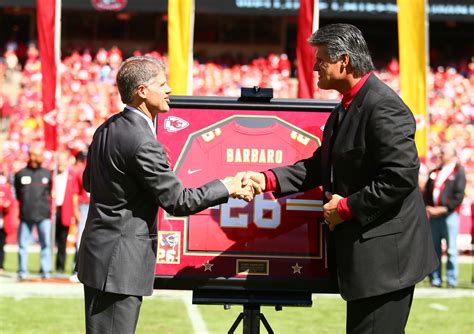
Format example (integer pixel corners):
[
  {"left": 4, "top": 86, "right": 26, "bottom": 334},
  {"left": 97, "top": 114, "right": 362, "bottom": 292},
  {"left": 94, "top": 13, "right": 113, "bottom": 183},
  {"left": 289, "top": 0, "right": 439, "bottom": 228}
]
[{"left": 236, "top": 259, "right": 269, "bottom": 276}]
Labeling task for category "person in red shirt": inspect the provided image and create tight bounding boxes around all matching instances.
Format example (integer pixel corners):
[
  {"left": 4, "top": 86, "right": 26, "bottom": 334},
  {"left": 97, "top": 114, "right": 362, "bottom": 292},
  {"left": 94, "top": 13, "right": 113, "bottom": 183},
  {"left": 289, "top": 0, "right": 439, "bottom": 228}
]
[
  {"left": 70, "top": 150, "right": 89, "bottom": 282},
  {"left": 54, "top": 151, "right": 79, "bottom": 274},
  {"left": 0, "top": 172, "right": 15, "bottom": 272}
]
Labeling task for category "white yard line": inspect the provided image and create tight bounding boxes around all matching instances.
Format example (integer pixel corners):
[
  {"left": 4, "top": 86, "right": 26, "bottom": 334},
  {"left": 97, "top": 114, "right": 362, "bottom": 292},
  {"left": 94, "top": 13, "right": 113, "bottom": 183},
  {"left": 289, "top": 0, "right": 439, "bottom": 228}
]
[{"left": 182, "top": 294, "right": 209, "bottom": 334}]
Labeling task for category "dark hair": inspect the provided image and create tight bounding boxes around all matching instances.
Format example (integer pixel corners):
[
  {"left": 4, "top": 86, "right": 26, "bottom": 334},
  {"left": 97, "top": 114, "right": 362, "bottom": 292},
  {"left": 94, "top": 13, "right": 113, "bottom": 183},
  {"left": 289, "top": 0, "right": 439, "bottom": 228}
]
[{"left": 308, "top": 23, "right": 374, "bottom": 77}]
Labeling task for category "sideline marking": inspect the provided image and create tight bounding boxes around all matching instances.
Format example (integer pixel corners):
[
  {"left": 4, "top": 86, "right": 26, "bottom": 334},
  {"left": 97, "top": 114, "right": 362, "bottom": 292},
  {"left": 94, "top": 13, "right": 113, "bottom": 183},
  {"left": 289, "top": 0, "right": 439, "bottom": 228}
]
[{"left": 183, "top": 296, "right": 209, "bottom": 334}]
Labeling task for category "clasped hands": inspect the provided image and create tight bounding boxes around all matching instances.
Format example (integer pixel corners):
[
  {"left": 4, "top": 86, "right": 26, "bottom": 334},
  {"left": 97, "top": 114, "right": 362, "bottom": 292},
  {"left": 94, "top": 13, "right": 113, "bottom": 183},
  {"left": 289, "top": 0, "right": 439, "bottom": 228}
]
[
  {"left": 426, "top": 205, "right": 447, "bottom": 218},
  {"left": 226, "top": 171, "right": 345, "bottom": 231},
  {"left": 224, "top": 172, "right": 262, "bottom": 202}
]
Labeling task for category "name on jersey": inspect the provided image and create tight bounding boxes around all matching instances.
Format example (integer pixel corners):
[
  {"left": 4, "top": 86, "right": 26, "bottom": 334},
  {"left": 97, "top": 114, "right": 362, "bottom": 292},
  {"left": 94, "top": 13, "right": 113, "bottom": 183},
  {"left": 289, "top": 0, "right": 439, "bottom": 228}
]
[{"left": 226, "top": 148, "right": 283, "bottom": 164}]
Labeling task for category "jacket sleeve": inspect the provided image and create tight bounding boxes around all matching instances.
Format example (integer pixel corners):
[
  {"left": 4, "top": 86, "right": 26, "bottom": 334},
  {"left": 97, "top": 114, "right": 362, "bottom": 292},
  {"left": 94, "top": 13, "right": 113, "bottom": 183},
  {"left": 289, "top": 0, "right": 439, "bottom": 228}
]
[
  {"left": 446, "top": 166, "right": 466, "bottom": 213},
  {"left": 270, "top": 147, "right": 322, "bottom": 197},
  {"left": 131, "top": 140, "right": 229, "bottom": 216},
  {"left": 347, "top": 97, "right": 419, "bottom": 226}
]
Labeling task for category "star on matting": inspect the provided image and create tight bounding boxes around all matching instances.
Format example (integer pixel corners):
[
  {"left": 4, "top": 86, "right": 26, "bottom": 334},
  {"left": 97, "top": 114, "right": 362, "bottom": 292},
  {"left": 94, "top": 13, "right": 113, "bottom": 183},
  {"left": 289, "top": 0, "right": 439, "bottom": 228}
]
[
  {"left": 292, "top": 263, "right": 303, "bottom": 274},
  {"left": 202, "top": 261, "right": 214, "bottom": 272}
]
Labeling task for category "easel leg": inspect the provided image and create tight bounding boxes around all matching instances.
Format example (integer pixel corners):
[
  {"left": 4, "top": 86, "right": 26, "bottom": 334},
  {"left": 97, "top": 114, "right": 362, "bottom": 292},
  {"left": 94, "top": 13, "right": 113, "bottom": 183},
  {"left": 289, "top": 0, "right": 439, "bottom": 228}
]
[
  {"left": 228, "top": 313, "right": 244, "bottom": 334},
  {"left": 259, "top": 313, "right": 274, "bottom": 334},
  {"left": 243, "top": 305, "right": 261, "bottom": 333},
  {"left": 227, "top": 305, "right": 275, "bottom": 334}
]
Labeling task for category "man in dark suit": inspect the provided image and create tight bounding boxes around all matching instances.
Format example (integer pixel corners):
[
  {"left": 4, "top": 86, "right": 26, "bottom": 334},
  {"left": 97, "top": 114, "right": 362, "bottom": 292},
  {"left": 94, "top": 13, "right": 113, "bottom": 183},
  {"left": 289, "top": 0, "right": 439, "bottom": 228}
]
[
  {"left": 243, "top": 24, "right": 438, "bottom": 333},
  {"left": 77, "top": 56, "right": 255, "bottom": 334},
  {"left": 423, "top": 142, "right": 466, "bottom": 288}
]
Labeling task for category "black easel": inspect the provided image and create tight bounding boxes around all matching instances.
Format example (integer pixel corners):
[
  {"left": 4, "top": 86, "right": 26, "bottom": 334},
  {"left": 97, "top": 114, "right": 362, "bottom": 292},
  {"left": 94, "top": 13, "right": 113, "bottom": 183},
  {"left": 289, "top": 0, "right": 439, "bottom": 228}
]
[
  {"left": 227, "top": 304, "right": 274, "bottom": 334},
  {"left": 193, "top": 289, "right": 312, "bottom": 334}
]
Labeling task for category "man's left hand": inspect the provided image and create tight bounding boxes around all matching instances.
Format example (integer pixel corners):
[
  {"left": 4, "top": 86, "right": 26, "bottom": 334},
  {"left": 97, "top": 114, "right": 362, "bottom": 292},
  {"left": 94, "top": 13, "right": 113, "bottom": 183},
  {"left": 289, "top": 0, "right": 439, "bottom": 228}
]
[{"left": 323, "top": 192, "right": 344, "bottom": 231}]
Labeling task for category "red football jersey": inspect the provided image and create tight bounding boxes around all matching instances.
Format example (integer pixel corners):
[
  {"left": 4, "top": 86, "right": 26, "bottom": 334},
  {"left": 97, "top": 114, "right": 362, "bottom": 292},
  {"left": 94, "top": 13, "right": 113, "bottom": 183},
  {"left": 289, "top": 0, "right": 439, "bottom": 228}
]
[{"left": 173, "top": 117, "right": 324, "bottom": 257}]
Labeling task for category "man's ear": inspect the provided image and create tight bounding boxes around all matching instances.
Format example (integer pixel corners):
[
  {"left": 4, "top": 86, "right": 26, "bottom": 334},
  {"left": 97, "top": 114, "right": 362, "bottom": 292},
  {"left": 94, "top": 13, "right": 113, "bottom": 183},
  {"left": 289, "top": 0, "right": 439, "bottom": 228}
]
[
  {"left": 340, "top": 54, "right": 350, "bottom": 67},
  {"left": 340, "top": 54, "right": 350, "bottom": 73},
  {"left": 136, "top": 84, "right": 147, "bottom": 99}
]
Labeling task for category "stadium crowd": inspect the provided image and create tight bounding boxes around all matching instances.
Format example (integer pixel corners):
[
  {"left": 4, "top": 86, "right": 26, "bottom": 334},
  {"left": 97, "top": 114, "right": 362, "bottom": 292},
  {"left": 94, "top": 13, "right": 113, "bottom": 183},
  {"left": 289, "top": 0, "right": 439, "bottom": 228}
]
[{"left": 0, "top": 44, "right": 472, "bottom": 243}]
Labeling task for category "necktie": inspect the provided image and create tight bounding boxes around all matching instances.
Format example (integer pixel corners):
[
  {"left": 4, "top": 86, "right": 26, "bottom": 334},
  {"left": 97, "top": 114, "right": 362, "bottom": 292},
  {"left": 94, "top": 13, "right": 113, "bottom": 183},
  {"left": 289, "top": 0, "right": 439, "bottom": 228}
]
[{"left": 331, "top": 105, "right": 345, "bottom": 142}]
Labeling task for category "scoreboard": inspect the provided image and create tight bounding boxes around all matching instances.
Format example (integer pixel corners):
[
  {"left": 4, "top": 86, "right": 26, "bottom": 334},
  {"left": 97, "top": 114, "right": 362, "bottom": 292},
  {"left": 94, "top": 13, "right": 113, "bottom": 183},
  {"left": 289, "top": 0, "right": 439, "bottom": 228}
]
[{"left": 154, "top": 96, "right": 338, "bottom": 295}]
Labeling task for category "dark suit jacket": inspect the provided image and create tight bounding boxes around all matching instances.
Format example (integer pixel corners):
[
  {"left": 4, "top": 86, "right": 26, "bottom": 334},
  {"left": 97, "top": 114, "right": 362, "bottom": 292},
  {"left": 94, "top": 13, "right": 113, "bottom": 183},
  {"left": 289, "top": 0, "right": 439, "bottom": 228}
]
[
  {"left": 271, "top": 74, "right": 438, "bottom": 301},
  {"left": 77, "top": 109, "right": 229, "bottom": 296},
  {"left": 423, "top": 164, "right": 466, "bottom": 214}
]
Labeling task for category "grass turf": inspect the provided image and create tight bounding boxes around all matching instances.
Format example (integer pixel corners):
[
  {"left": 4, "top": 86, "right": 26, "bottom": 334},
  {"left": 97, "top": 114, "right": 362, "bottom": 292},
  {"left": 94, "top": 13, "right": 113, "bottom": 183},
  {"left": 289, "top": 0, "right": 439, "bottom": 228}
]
[
  {"left": 1, "top": 250, "right": 473, "bottom": 333},
  {"left": 198, "top": 296, "right": 474, "bottom": 334}
]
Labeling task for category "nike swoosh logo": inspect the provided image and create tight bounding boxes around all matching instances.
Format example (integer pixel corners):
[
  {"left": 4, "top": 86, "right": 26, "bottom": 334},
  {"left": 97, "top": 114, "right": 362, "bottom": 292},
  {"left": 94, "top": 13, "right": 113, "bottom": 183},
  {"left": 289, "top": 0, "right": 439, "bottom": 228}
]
[{"left": 187, "top": 168, "right": 202, "bottom": 175}]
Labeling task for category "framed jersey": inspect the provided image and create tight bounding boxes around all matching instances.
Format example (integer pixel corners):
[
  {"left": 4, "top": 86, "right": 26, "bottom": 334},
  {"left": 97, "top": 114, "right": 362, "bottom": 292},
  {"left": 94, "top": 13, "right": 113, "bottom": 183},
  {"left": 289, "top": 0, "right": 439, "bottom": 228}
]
[{"left": 154, "top": 95, "right": 338, "bottom": 294}]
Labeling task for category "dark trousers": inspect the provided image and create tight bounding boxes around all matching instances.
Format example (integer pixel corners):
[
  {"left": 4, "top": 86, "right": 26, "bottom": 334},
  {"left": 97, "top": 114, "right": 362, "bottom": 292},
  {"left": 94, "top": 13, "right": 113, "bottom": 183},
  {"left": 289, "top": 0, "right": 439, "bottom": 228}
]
[
  {"left": 346, "top": 285, "right": 415, "bottom": 334},
  {"left": 0, "top": 228, "right": 6, "bottom": 269},
  {"left": 55, "top": 207, "right": 69, "bottom": 272},
  {"left": 84, "top": 285, "right": 142, "bottom": 334}
]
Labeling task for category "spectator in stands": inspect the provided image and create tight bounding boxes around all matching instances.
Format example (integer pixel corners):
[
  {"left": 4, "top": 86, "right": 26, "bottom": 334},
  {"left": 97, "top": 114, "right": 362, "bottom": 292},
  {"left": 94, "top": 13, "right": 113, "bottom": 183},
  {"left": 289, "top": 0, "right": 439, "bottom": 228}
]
[
  {"left": 0, "top": 93, "right": 13, "bottom": 134},
  {"left": 424, "top": 141, "right": 467, "bottom": 288},
  {"left": 0, "top": 171, "right": 14, "bottom": 272},
  {"left": 2, "top": 49, "right": 22, "bottom": 105},
  {"left": 15, "top": 145, "right": 53, "bottom": 280}
]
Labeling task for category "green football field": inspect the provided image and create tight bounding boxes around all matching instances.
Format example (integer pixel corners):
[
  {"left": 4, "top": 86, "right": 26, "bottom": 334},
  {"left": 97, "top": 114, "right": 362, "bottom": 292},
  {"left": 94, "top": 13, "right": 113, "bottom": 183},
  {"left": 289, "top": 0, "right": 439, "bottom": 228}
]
[{"left": 1, "top": 251, "right": 473, "bottom": 333}]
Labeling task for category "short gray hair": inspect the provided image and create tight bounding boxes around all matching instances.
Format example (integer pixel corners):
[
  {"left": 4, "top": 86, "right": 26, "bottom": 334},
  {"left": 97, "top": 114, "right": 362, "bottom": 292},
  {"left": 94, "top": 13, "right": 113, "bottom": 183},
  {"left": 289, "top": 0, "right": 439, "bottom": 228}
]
[
  {"left": 116, "top": 56, "right": 166, "bottom": 104},
  {"left": 308, "top": 23, "right": 374, "bottom": 77}
]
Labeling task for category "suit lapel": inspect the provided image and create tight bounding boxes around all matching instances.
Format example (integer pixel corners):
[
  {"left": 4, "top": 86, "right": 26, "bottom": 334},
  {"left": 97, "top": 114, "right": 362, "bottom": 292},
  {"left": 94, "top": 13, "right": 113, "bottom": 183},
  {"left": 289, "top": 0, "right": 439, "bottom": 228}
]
[
  {"left": 321, "top": 105, "right": 340, "bottom": 188},
  {"left": 322, "top": 106, "right": 340, "bottom": 145}
]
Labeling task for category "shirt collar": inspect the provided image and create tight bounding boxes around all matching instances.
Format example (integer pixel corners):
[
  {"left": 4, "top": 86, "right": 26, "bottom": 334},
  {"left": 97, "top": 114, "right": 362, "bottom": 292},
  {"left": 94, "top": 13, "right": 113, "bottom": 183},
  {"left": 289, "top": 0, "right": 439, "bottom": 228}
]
[
  {"left": 125, "top": 105, "right": 156, "bottom": 135},
  {"left": 341, "top": 71, "right": 372, "bottom": 110}
]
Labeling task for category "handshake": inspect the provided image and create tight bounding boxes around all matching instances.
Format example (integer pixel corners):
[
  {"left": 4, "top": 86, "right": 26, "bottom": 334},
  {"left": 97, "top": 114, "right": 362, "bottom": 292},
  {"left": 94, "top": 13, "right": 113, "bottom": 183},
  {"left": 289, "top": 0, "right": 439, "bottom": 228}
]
[
  {"left": 224, "top": 171, "right": 345, "bottom": 231},
  {"left": 224, "top": 171, "right": 266, "bottom": 202}
]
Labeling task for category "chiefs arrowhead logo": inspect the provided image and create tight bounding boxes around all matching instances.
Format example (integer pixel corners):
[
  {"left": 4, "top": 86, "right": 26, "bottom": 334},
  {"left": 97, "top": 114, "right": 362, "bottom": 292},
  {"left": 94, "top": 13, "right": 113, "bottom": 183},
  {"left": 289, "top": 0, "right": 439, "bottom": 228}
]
[
  {"left": 164, "top": 116, "right": 189, "bottom": 132},
  {"left": 43, "top": 109, "right": 58, "bottom": 126},
  {"left": 91, "top": 0, "right": 127, "bottom": 11}
]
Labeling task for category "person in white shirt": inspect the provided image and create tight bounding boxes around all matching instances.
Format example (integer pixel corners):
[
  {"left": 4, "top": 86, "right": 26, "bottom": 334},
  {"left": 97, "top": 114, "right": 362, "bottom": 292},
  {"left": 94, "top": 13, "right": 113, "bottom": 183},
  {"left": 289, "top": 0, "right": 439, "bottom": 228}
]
[{"left": 54, "top": 151, "right": 73, "bottom": 274}]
